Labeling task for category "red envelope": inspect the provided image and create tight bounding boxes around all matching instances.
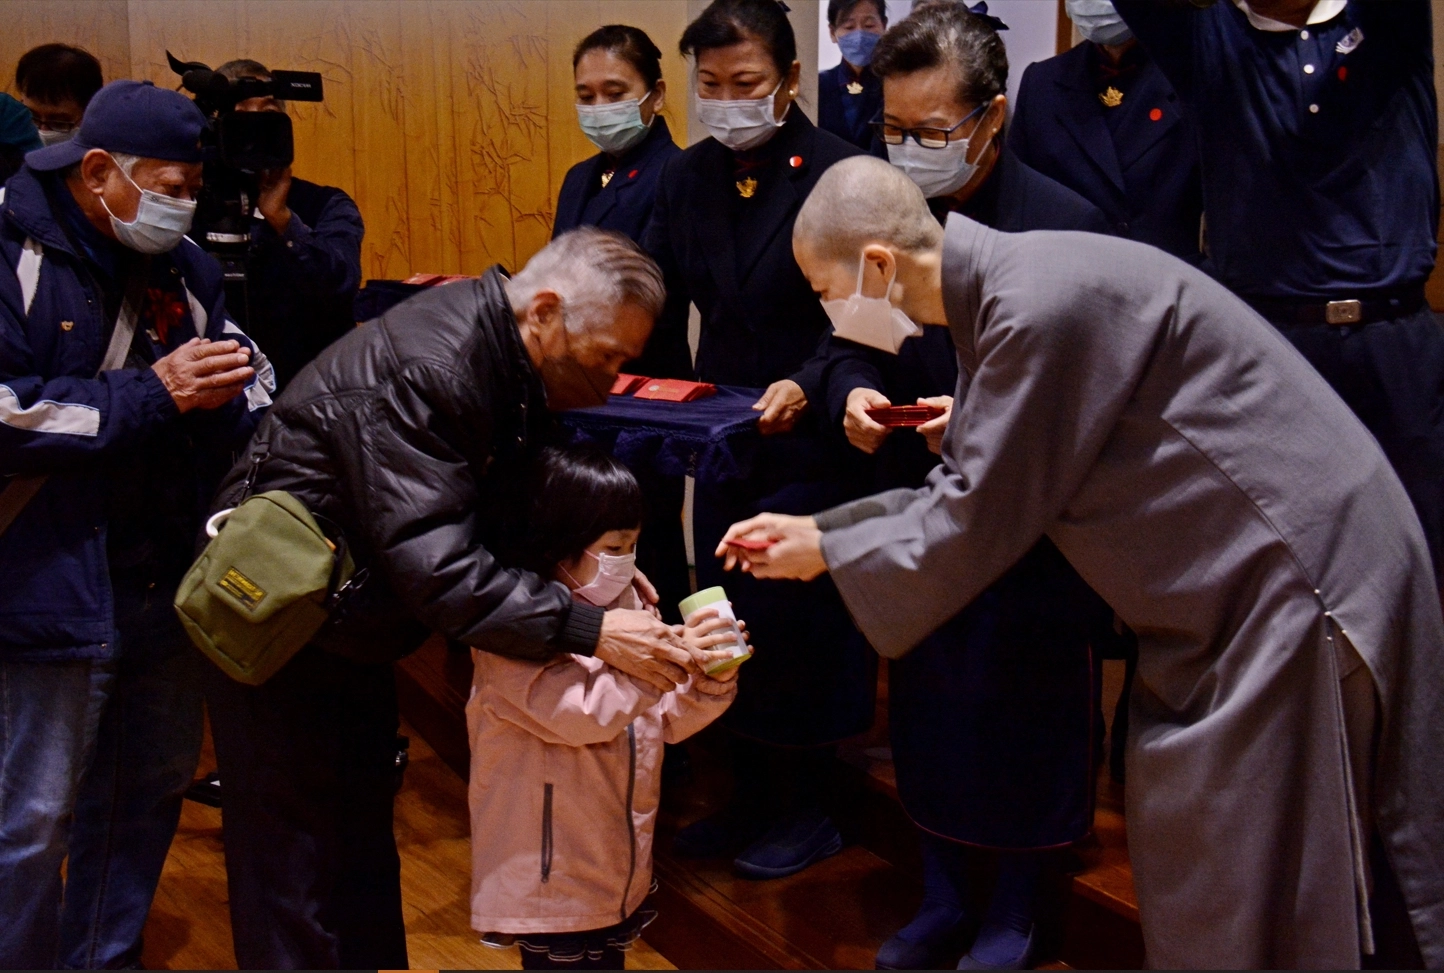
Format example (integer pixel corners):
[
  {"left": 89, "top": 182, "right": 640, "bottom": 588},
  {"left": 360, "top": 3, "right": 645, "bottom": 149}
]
[
  {"left": 610, "top": 373, "right": 648, "bottom": 395},
  {"left": 633, "top": 379, "right": 717, "bottom": 402},
  {"left": 728, "top": 536, "right": 774, "bottom": 551}
]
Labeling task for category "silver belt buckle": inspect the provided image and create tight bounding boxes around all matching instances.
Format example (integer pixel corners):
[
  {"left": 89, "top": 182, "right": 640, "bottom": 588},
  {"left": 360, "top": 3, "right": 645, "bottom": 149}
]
[{"left": 1325, "top": 299, "right": 1363, "bottom": 325}]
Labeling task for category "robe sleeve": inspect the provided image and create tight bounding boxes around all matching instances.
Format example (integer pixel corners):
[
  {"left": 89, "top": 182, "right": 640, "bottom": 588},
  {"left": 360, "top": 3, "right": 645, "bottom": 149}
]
[{"left": 817, "top": 233, "right": 1147, "bottom": 658}]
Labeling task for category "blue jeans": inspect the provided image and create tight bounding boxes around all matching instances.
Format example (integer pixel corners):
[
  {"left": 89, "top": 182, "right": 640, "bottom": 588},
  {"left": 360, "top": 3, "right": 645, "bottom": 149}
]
[{"left": 0, "top": 579, "right": 202, "bottom": 969}]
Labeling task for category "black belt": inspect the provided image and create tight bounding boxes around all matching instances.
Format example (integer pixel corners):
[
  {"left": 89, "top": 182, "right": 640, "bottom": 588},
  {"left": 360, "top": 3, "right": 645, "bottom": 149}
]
[{"left": 1245, "top": 288, "right": 1426, "bottom": 327}]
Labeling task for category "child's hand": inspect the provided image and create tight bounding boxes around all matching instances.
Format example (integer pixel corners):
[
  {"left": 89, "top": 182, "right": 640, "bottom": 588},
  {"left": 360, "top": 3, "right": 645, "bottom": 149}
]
[{"left": 682, "top": 608, "right": 742, "bottom": 651}]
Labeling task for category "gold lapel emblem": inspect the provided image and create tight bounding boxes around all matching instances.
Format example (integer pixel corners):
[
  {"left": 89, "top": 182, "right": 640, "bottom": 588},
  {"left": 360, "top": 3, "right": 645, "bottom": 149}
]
[
  {"left": 736, "top": 177, "right": 758, "bottom": 199},
  {"left": 846, "top": 80, "right": 864, "bottom": 95},
  {"left": 1099, "top": 86, "right": 1124, "bottom": 108},
  {"left": 600, "top": 169, "right": 614, "bottom": 188},
  {"left": 60, "top": 320, "right": 74, "bottom": 331}
]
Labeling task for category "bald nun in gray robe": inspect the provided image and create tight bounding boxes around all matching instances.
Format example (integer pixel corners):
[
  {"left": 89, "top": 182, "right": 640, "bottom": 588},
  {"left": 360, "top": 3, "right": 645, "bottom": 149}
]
[{"left": 728, "top": 205, "right": 1444, "bottom": 966}]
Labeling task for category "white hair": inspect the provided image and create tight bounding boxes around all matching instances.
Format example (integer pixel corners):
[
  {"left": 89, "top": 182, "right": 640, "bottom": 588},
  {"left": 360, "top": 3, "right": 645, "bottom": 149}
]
[
  {"left": 506, "top": 227, "right": 666, "bottom": 333},
  {"left": 794, "top": 155, "right": 944, "bottom": 264},
  {"left": 107, "top": 151, "right": 141, "bottom": 177}
]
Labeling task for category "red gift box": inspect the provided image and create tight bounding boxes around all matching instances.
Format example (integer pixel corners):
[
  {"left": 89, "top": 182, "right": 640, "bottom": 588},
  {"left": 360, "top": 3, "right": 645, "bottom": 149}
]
[
  {"left": 865, "top": 404, "right": 946, "bottom": 428},
  {"left": 610, "top": 373, "right": 648, "bottom": 395},
  {"left": 633, "top": 379, "right": 718, "bottom": 402}
]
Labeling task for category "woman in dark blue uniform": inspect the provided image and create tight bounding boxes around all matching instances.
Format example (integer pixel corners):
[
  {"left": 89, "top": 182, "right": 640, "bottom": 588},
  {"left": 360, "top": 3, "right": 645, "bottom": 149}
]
[
  {"left": 808, "top": 7, "right": 1119, "bottom": 969},
  {"left": 553, "top": 26, "right": 690, "bottom": 621},
  {"left": 818, "top": 0, "right": 887, "bottom": 151},
  {"left": 1009, "top": 0, "right": 1202, "bottom": 261},
  {"left": 641, "top": 0, "right": 868, "bottom": 881}
]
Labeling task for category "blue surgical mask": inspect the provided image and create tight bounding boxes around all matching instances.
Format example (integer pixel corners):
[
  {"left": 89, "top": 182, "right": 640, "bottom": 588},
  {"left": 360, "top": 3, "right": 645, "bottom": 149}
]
[
  {"left": 576, "top": 96, "right": 653, "bottom": 156},
  {"left": 99, "top": 157, "right": 197, "bottom": 255},
  {"left": 1066, "top": 0, "right": 1134, "bottom": 46},
  {"left": 837, "top": 29, "right": 881, "bottom": 69}
]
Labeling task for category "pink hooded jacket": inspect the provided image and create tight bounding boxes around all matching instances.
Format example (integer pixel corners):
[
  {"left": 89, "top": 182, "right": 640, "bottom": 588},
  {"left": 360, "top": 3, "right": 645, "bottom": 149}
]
[{"left": 467, "top": 590, "right": 735, "bottom": 934}]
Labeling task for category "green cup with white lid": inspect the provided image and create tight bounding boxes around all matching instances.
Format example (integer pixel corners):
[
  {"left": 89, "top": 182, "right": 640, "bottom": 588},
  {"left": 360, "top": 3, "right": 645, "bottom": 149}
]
[{"left": 679, "top": 586, "right": 751, "bottom": 675}]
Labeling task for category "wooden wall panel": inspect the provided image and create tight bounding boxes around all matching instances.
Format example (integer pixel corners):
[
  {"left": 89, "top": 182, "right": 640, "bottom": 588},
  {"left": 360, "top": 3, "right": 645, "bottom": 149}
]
[{"left": 0, "top": 0, "right": 691, "bottom": 280}]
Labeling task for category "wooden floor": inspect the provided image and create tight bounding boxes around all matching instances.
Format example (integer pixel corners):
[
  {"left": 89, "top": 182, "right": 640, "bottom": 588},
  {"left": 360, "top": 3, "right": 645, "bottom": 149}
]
[{"left": 139, "top": 719, "right": 675, "bottom": 971}]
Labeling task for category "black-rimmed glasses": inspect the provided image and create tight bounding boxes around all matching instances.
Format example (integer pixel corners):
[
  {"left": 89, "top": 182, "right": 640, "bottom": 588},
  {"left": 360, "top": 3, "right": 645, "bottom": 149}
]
[{"left": 870, "top": 103, "right": 986, "bottom": 149}]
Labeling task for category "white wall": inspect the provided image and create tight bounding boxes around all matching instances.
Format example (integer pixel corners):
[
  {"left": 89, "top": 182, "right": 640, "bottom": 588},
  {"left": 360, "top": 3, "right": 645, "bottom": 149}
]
[{"left": 817, "top": 0, "right": 1060, "bottom": 112}]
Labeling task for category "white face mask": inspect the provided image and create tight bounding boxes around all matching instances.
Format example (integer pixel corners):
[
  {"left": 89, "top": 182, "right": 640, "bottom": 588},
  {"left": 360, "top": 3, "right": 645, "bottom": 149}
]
[
  {"left": 576, "top": 97, "right": 653, "bottom": 156},
  {"left": 99, "top": 159, "right": 197, "bottom": 255},
  {"left": 37, "top": 128, "right": 74, "bottom": 148},
  {"left": 696, "top": 81, "right": 787, "bottom": 152},
  {"left": 886, "top": 108, "right": 991, "bottom": 199},
  {"left": 1066, "top": 0, "right": 1134, "bottom": 46},
  {"left": 821, "top": 255, "right": 921, "bottom": 354},
  {"left": 563, "top": 550, "right": 637, "bottom": 607}
]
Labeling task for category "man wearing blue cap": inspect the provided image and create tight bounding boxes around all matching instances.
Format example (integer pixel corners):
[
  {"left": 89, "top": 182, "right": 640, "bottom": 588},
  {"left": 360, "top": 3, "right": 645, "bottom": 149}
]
[{"left": 0, "top": 80, "right": 272, "bottom": 968}]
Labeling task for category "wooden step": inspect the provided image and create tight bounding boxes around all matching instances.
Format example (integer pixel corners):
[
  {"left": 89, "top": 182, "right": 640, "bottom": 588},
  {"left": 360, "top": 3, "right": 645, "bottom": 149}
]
[{"left": 396, "top": 638, "right": 1145, "bottom": 969}]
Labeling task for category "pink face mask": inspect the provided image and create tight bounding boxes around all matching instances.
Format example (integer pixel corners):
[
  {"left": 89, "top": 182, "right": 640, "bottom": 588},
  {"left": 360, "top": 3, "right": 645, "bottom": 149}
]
[{"left": 562, "top": 550, "right": 637, "bottom": 607}]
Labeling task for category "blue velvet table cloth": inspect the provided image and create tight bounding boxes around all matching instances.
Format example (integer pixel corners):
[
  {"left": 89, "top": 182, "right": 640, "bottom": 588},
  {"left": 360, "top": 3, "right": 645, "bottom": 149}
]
[{"left": 558, "top": 385, "right": 765, "bottom": 483}]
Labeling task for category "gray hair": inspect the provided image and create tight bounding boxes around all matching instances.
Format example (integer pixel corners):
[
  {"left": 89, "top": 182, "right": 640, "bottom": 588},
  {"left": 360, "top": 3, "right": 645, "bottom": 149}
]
[
  {"left": 506, "top": 227, "right": 666, "bottom": 332},
  {"left": 795, "top": 155, "right": 944, "bottom": 264},
  {"left": 107, "top": 151, "right": 140, "bottom": 177}
]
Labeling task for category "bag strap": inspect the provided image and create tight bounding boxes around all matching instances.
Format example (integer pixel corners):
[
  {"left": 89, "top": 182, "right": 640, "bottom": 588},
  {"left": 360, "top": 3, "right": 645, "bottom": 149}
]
[{"left": 0, "top": 265, "right": 150, "bottom": 538}]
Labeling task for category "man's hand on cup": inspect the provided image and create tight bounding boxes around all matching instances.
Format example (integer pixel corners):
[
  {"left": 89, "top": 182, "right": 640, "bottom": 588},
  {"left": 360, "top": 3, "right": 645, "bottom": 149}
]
[
  {"left": 844, "top": 387, "right": 892, "bottom": 454},
  {"left": 595, "top": 608, "right": 694, "bottom": 692},
  {"left": 715, "top": 513, "right": 828, "bottom": 581},
  {"left": 753, "top": 379, "right": 807, "bottom": 435},
  {"left": 151, "top": 338, "right": 254, "bottom": 413},
  {"left": 916, "top": 395, "right": 953, "bottom": 455}
]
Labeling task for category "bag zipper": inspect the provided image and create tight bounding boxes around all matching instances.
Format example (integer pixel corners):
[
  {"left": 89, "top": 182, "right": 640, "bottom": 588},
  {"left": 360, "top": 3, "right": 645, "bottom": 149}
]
[
  {"left": 620, "top": 723, "right": 637, "bottom": 919},
  {"left": 541, "top": 782, "right": 554, "bottom": 883}
]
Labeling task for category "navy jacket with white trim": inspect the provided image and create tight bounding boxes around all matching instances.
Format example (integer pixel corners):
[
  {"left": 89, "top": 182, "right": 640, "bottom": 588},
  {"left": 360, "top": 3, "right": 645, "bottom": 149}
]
[{"left": 0, "top": 164, "right": 272, "bottom": 661}]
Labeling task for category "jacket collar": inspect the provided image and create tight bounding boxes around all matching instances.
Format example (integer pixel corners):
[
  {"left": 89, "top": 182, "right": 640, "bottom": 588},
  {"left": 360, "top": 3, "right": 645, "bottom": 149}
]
[
  {"left": 572, "top": 115, "right": 676, "bottom": 228},
  {"left": 1, "top": 165, "right": 84, "bottom": 256},
  {"left": 940, "top": 213, "right": 998, "bottom": 375},
  {"left": 1052, "top": 45, "right": 1126, "bottom": 194},
  {"left": 476, "top": 266, "right": 548, "bottom": 441}
]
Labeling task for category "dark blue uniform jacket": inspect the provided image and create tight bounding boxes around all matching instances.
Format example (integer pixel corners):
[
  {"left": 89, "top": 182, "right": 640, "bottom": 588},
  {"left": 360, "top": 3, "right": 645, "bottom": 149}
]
[
  {"left": 241, "top": 177, "right": 363, "bottom": 391},
  {"left": 553, "top": 116, "right": 681, "bottom": 244},
  {"left": 818, "top": 63, "right": 884, "bottom": 151},
  {"left": 641, "top": 108, "right": 862, "bottom": 394},
  {"left": 0, "top": 166, "right": 269, "bottom": 661},
  {"left": 1116, "top": 0, "right": 1438, "bottom": 300},
  {"left": 1010, "top": 41, "right": 1202, "bottom": 261}
]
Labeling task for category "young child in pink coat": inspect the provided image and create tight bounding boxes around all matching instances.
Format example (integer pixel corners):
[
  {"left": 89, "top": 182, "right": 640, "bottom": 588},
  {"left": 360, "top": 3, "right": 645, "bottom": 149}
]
[{"left": 469, "top": 446, "right": 744, "bottom": 969}]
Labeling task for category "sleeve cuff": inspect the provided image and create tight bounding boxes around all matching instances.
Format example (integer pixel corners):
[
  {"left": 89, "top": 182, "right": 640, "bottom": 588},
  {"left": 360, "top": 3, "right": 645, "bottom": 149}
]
[
  {"left": 138, "top": 367, "right": 179, "bottom": 422},
  {"left": 554, "top": 601, "right": 606, "bottom": 656}
]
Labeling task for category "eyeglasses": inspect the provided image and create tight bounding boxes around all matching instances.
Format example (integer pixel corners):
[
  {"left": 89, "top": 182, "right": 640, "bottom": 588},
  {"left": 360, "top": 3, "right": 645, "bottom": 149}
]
[
  {"left": 30, "top": 116, "right": 78, "bottom": 133},
  {"left": 870, "top": 103, "right": 987, "bottom": 149}
]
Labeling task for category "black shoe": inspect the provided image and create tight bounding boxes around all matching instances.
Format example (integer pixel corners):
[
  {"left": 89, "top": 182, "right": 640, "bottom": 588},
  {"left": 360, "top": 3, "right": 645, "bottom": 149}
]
[
  {"left": 875, "top": 902, "right": 973, "bottom": 969},
  {"left": 673, "top": 808, "right": 769, "bottom": 858},
  {"left": 733, "top": 809, "right": 843, "bottom": 880},
  {"left": 184, "top": 772, "right": 222, "bottom": 808}
]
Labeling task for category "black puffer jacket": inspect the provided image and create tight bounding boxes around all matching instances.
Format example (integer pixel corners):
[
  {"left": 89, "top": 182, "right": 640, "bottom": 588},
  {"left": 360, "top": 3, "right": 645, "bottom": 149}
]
[{"left": 211, "top": 267, "right": 604, "bottom": 664}]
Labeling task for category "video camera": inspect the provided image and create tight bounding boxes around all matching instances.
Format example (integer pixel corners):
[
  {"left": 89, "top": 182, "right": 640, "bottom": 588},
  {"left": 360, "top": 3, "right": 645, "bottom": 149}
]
[{"left": 167, "top": 52, "right": 324, "bottom": 322}]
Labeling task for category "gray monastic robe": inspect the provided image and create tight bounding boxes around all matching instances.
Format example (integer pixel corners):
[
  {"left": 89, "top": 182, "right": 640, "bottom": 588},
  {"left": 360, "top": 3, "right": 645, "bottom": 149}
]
[{"left": 815, "top": 215, "right": 1444, "bottom": 969}]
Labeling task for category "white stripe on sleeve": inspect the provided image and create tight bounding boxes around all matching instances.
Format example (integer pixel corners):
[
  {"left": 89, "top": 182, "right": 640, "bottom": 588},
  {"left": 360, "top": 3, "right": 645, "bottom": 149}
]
[{"left": 0, "top": 383, "right": 100, "bottom": 437}]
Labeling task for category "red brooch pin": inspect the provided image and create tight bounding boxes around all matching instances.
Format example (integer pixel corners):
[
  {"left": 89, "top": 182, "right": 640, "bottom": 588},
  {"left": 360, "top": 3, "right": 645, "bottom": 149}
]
[
  {"left": 1338, "top": 66, "right": 1348, "bottom": 81},
  {"left": 789, "top": 155, "right": 803, "bottom": 168},
  {"left": 629, "top": 169, "right": 639, "bottom": 178},
  {"left": 1149, "top": 108, "right": 1163, "bottom": 122}
]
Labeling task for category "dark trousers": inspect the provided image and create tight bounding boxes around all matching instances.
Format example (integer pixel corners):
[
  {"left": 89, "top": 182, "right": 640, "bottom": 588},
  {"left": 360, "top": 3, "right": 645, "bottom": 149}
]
[
  {"left": 204, "top": 646, "right": 407, "bottom": 970},
  {"left": 1280, "top": 306, "right": 1444, "bottom": 579}
]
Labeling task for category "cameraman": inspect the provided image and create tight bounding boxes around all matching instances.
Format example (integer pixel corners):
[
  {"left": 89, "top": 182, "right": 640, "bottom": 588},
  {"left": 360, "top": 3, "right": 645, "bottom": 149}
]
[{"left": 213, "top": 59, "right": 364, "bottom": 389}]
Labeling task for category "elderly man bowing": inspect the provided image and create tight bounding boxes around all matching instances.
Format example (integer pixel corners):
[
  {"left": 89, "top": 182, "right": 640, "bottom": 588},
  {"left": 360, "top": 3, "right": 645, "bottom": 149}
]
[
  {"left": 204, "top": 228, "right": 706, "bottom": 970},
  {"left": 720, "top": 157, "right": 1444, "bottom": 969}
]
